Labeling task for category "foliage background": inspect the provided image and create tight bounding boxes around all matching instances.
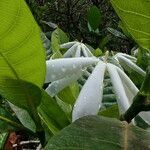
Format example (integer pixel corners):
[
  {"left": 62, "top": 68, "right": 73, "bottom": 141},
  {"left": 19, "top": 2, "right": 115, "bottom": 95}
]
[{"left": 26, "top": 0, "right": 134, "bottom": 53}]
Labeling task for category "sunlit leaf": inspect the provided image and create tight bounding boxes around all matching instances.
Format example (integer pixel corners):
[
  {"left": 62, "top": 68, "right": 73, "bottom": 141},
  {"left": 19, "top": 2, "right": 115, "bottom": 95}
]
[{"left": 111, "top": 0, "right": 150, "bottom": 51}]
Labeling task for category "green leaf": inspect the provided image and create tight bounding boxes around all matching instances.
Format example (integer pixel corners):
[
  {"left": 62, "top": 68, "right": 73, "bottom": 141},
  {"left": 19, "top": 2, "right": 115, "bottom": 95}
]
[
  {"left": 111, "top": 0, "right": 150, "bottom": 51},
  {"left": 87, "top": 6, "right": 102, "bottom": 31},
  {"left": 57, "top": 87, "right": 76, "bottom": 105},
  {"left": 0, "top": 0, "right": 46, "bottom": 87},
  {"left": 140, "top": 66, "right": 150, "bottom": 95},
  {"left": 137, "top": 48, "right": 150, "bottom": 70},
  {"left": 118, "top": 21, "right": 131, "bottom": 38},
  {"left": 107, "top": 27, "right": 126, "bottom": 39},
  {"left": 0, "top": 79, "right": 44, "bottom": 134},
  {"left": 93, "top": 48, "right": 102, "bottom": 57},
  {"left": 9, "top": 103, "right": 36, "bottom": 132},
  {"left": 0, "top": 79, "right": 42, "bottom": 110},
  {"left": 0, "top": 106, "right": 25, "bottom": 132},
  {"left": 0, "top": 133, "right": 8, "bottom": 150},
  {"left": 38, "top": 91, "right": 70, "bottom": 134},
  {"left": 45, "top": 116, "right": 150, "bottom": 150},
  {"left": 99, "top": 105, "right": 119, "bottom": 119},
  {"left": 51, "top": 28, "right": 69, "bottom": 52}
]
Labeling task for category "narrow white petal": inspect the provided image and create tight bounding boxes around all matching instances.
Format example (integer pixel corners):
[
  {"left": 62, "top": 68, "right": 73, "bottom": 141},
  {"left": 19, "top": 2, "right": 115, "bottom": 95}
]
[
  {"left": 81, "top": 44, "right": 89, "bottom": 57},
  {"left": 133, "top": 49, "right": 138, "bottom": 56},
  {"left": 45, "top": 57, "right": 99, "bottom": 83},
  {"left": 116, "top": 53, "right": 137, "bottom": 62},
  {"left": 84, "top": 45, "right": 94, "bottom": 57},
  {"left": 75, "top": 45, "right": 81, "bottom": 57},
  {"left": 72, "top": 61, "right": 106, "bottom": 122},
  {"left": 60, "top": 41, "right": 77, "bottom": 49},
  {"left": 116, "top": 66, "right": 139, "bottom": 96},
  {"left": 45, "top": 71, "right": 83, "bottom": 97},
  {"left": 117, "top": 55, "right": 146, "bottom": 76},
  {"left": 63, "top": 43, "right": 78, "bottom": 58},
  {"left": 107, "top": 63, "right": 130, "bottom": 113},
  {"left": 116, "top": 65, "right": 150, "bottom": 125}
]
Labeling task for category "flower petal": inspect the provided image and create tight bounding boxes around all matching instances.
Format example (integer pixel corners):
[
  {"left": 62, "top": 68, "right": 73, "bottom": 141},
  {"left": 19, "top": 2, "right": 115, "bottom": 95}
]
[
  {"left": 63, "top": 43, "right": 78, "bottom": 58},
  {"left": 75, "top": 45, "right": 81, "bottom": 57},
  {"left": 83, "top": 45, "right": 94, "bottom": 57},
  {"left": 116, "top": 53, "right": 137, "bottom": 62},
  {"left": 107, "top": 63, "right": 130, "bottom": 113},
  {"left": 116, "top": 66, "right": 139, "bottom": 97},
  {"left": 45, "top": 70, "right": 83, "bottom": 97},
  {"left": 117, "top": 55, "right": 146, "bottom": 76},
  {"left": 45, "top": 57, "right": 99, "bottom": 83},
  {"left": 116, "top": 65, "right": 150, "bottom": 125},
  {"left": 72, "top": 61, "right": 106, "bottom": 122},
  {"left": 60, "top": 41, "right": 77, "bottom": 49},
  {"left": 139, "top": 112, "right": 150, "bottom": 125},
  {"left": 81, "top": 44, "right": 89, "bottom": 57}
]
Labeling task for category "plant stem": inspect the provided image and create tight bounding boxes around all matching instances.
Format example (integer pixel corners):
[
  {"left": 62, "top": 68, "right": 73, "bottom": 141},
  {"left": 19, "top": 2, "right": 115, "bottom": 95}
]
[
  {"left": 120, "top": 92, "right": 149, "bottom": 123},
  {"left": 120, "top": 66, "right": 150, "bottom": 123}
]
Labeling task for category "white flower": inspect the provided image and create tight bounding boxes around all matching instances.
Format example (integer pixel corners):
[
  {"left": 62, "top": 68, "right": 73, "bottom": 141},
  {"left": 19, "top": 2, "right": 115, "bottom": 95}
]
[
  {"left": 72, "top": 62, "right": 139, "bottom": 122},
  {"left": 45, "top": 41, "right": 149, "bottom": 124},
  {"left": 60, "top": 41, "right": 93, "bottom": 58}
]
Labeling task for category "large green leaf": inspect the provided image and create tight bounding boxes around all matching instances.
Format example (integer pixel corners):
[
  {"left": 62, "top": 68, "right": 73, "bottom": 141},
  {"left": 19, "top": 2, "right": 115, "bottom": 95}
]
[
  {"left": 111, "top": 0, "right": 150, "bottom": 51},
  {"left": 0, "top": 0, "right": 46, "bottom": 87},
  {"left": 45, "top": 116, "right": 150, "bottom": 150}
]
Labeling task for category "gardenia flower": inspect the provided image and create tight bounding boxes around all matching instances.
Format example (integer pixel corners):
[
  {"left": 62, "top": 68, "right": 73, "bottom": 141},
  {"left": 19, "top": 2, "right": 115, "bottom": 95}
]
[
  {"left": 45, "top": 42, "right": 149, "bottom": 124},
  {"left": 60, "top": 41, "right": 93, "bottom": 57}
]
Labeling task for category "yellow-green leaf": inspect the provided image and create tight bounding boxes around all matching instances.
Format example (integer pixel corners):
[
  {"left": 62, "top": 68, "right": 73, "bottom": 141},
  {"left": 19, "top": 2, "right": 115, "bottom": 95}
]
[
  {"left": 0, "top": 0, "right": 46, "bottom": 87},
  {"left": 111, "top": 0, "right": 150, "bottom": 51}
]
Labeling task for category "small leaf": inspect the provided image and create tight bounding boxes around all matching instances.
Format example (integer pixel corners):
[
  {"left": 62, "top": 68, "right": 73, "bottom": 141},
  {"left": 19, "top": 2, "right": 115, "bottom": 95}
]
[
  {"left": 87, "top": 6, "right": 102, "bottom": 31},
  {"left": 0, "top": 106, "right": 24, "bottom": 132},
  {"left": 51, "top": 28, "right": 69, "bottom": 52},
  {"left": 9, "top": 103, "right": 36, "bottom": 132},
  {"left": 38, "top": 91, "right": 70, "bottom": 134},
  {"left": 107, "top": 27, "right": 126, "bottom": 39},
  {"left": 99, "top": 105, "right": 119, "bottom": 119},
  {"left": 94, "top": 48, "right": 103, "bottom": 57},
  {"left": 0, "top": 133, "right": 8, "bottom": 150}
]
